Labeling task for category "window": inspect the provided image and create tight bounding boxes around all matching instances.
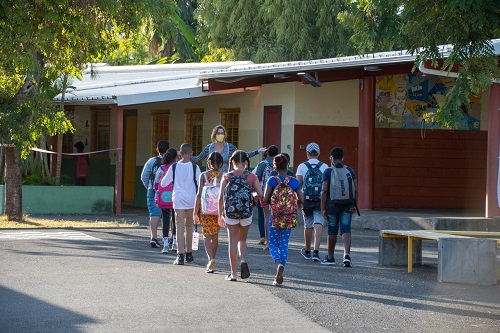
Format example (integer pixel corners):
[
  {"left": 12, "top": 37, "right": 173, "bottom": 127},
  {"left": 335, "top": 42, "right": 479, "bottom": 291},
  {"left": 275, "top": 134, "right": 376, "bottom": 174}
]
[
  {"left": 91, "top": 108, "right": 110, "bottom": 156},
  {"left": 152, "top": 110, "right": 170, "bottom": 155},
  {"left": 185, "top": 109, "right": 204, "bottom": 156},
  {"left": 220, "top": 108, "right": 240, "bottom": 147}
]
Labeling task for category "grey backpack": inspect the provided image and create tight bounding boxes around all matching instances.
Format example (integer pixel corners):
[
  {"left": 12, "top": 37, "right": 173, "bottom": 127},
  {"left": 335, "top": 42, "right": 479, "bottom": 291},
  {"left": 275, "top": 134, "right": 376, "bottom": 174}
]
[{"left": 329, "top": 165, "right": 355, "bottom": 205}]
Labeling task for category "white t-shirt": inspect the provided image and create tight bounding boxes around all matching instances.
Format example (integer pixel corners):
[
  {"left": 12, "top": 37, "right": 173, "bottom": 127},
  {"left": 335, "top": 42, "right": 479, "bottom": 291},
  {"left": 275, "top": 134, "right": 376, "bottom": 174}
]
[
  {"left": 296, "top": 158, "right": 328, "bottom": 184},
  {"left": 161, "top": 161, "right": 201, "bottom": 209}
]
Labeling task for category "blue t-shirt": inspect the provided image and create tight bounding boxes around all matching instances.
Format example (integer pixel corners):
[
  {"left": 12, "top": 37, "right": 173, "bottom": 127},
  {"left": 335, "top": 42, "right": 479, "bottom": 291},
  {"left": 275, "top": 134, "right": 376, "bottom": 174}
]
[{"left": 266, "top": 175, "right": 301, "bottom": 192}]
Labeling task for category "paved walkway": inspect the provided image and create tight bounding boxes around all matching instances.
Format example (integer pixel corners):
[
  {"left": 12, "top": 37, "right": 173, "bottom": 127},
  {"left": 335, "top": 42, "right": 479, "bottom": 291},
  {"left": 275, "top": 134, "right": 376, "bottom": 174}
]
[{"left": 0, "top": 209, "right": 499, "bottom": 332}]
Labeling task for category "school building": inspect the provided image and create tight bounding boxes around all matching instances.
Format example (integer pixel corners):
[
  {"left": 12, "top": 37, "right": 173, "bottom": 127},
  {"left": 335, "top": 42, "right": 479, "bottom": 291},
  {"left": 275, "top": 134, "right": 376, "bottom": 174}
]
[{"left": 54, "top": 40, "right": 500, "bottom": 217}]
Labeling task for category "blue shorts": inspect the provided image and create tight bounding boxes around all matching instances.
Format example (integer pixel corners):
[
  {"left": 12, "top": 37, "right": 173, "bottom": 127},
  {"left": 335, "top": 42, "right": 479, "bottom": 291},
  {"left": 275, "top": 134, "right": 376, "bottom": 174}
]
[
  {"left": 147, "top": 188, "right": 162, "bottom": 217},
  {"left": 326, "top": 200, "right": 352, "bottom": 235}
]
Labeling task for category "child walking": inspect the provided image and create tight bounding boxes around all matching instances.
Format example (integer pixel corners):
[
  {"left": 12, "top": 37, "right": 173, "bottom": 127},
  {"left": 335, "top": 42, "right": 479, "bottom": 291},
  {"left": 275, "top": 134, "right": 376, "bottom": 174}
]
[
  {"left": 161, "top": 143, "right": 201, "bottom": 265},
  {"left": 218, "top": 150, "right": 263, "bottom": 281},
  {"left": 154, "top": 148, "right": 178, "bottom": 253},
  {"left": 263, "top": 154, "right": 304, "bottom": 286},
  {"left": 194, "top": 152, "right": 223, "bottom": 273}
]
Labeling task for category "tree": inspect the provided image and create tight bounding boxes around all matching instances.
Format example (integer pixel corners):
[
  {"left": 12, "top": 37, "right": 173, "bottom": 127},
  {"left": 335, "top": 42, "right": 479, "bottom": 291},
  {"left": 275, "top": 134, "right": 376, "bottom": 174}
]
[
  {"left": 340, "top": 0, "right": 500, "bottom": 128},
  {"left": 0, "top": 0, "right": 177, "bottom": 221},
  {"left": 195, "top": 0, "right": 356, "bottom": 63}
]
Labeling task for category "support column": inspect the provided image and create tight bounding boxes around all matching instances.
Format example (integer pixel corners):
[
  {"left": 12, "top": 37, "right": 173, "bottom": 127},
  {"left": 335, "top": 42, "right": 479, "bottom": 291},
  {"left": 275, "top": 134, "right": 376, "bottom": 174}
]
[
  {"left": 115, "top": 106, "right": 124, "bottom": 215},
  {"left": 486, "top": 83, "right": 500, "bottom": 217},
  {"left": 358, "top": 76, "right": 375, "bottom": 210}
]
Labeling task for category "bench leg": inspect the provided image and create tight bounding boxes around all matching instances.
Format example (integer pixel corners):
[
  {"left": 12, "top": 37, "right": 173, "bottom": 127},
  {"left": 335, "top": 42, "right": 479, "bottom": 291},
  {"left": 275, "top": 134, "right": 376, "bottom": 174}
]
[
  {"left": 438, "top": 238, "right": 497, "bottom": 285},
  {"left": 379, "top": 235, "right": 422, "bottom": 267}
]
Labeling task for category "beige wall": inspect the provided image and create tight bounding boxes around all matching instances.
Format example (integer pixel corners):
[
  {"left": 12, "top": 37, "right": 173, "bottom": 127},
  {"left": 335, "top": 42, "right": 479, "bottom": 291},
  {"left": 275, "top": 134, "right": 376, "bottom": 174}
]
[
  {"left": 295, "top": 80, "right": 359, "bottom": 126},
  {"left": 131, "top": 90, "right": 262, "bottom": 165}
]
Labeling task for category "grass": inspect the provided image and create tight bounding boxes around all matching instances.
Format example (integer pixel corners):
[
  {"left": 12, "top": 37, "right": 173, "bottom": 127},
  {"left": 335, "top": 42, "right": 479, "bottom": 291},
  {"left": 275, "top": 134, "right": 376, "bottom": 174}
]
[{"left": 0, "top": 215, "right": 141, "bottom": 229}]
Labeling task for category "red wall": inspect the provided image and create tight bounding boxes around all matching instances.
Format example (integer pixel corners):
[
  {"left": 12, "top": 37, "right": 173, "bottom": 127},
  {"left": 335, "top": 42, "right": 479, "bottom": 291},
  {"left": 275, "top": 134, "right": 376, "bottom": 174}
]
[
  {"left": 294, "top": 125, "right": 487, "bottom": 210},
  {"left": 374, "top": 128, "right": 487, "bottom": 209},
  {"left": 293, "top": 124, "right": 358, "bottom": 174}
]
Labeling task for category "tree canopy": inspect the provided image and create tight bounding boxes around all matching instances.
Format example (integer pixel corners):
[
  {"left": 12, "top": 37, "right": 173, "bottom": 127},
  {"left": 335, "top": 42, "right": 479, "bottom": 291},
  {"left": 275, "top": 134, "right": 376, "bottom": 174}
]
[
  {"left": 197, "top": 0, "right": 500, "bottom": 128},
  {"left": 0, "top": 0, "right": 179, "bottom": 220}
]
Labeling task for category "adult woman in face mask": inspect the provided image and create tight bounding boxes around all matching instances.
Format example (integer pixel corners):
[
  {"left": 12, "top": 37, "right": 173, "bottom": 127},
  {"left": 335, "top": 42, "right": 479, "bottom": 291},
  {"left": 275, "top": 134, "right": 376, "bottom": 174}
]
[{"left": 191, "top": 125, "right": 266, "bottom": 173}]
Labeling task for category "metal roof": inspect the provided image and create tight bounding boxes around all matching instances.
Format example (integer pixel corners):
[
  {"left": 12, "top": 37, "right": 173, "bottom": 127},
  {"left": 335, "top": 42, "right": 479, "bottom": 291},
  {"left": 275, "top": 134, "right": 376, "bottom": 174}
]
[
  {"left": 54, "top": 39, "right": 500, "bottom": 106},
  {"left": 54, "top": 62, "right": 254, "bottom": 106},
  {"left": 198, "top": 39, "right": 500, "bottom": 80}
]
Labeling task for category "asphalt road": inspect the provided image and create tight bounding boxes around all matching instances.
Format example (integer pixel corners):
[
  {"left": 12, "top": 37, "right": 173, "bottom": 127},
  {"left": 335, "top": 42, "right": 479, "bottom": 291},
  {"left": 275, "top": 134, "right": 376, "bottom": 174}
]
[{"left": 0, "top": 221, "right": 499, "bottom": 333}]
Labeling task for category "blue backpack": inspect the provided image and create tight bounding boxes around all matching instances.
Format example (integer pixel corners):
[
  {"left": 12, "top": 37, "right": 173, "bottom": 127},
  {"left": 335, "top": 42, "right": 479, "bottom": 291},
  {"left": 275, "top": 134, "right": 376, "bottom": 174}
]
[{"left": 302, "top": 162, "right": 324, "bottom": 202}]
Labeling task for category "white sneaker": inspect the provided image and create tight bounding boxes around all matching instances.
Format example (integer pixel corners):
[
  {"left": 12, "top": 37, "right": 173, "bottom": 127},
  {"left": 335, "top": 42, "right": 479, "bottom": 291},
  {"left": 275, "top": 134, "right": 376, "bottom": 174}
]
[
  {"left": 172, "top": 236, "right": 177, "bottom": 251},
  {"left": 161, "top": 246, "right": 169, "bottom": 254}
]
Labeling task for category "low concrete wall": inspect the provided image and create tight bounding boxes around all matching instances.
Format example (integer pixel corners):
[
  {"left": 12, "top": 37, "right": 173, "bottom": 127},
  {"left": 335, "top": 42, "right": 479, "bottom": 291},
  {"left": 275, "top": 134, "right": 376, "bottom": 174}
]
[{"left": 0, "top": 185, "right": 114, "bottom": 215}]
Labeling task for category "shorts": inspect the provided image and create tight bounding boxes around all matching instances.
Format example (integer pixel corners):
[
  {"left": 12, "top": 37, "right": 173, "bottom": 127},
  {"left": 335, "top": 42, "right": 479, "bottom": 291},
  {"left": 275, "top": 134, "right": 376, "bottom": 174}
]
[
  {"left": 147, "top": 188, "right": 162, "bottom": 217},
  {"left": 201, "top": 214, "right": 220, "bottom": 236},
  {"left": 224, "top": 215, "right": 253, "bottom": 227},
  {"left": 326, "top": 201, "right": 353, "bottom": 235},
  {"left": 302, "top": 208, "right": 325, "bottom": 228}
]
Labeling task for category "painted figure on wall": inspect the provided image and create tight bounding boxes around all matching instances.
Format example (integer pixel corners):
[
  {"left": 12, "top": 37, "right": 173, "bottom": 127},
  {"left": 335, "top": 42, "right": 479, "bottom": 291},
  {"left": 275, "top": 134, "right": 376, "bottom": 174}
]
[{"left": 375, "top": 73, "right": 480, "bottom": 130}]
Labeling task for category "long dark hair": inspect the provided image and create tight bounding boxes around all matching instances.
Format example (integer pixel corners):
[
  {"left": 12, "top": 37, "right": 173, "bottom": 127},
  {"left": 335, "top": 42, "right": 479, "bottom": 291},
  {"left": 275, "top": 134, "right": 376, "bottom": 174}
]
[{"left": 229, "top": 150, "right": 250, "bottom": 171}]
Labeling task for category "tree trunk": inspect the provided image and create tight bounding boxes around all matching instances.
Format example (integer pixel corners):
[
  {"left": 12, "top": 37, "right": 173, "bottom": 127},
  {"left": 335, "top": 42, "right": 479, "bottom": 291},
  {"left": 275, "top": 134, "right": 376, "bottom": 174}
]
[{"left": 5, "top": 146, "right": 23, "bottom": 221}]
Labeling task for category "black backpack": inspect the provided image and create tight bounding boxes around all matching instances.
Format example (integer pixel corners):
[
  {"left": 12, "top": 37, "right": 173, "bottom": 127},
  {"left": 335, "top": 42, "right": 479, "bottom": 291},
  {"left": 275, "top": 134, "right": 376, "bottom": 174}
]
[{"left": 223, "top": 171, "right": 253, "bottom": 219}]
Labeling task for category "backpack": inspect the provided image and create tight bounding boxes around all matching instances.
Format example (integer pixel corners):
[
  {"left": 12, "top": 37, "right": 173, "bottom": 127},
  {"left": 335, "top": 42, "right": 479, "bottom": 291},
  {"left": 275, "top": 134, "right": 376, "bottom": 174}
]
[
  {"left": 149, "top": 156, "right": 162, "bottom": 188},
  {"left": 201, "top": 171, "right": 221, "bottom": 215},
  {"left": 155, "top": 164, "right": 173, "bottom": 209},
  {"left": 329, "top": 165, "right": 355, "bottom": 205},
  {"left": 270, "top": 176, "right": 298, "bottom": 229},
  {"left": 259, "top": 160, "right": 273, "bottom": 191},
  {"left": 223, "top": 171, "right": 253, "bottom": 219},
  {"left": 302, "top": 162, "right": 324, "bottom": 202}
]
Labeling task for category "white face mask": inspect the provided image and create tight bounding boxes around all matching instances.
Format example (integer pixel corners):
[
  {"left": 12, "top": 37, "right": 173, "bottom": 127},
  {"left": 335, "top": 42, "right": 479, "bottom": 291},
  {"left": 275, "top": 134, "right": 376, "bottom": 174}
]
[{"left": 215, "top": 134, "right": 225, "bottom": 142}]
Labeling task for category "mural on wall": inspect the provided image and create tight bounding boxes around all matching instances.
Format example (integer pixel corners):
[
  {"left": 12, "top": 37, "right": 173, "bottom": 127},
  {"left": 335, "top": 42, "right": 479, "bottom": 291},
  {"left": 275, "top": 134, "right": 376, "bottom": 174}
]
[{"left": 375, "top": 73, "right": 481, "bottom": 130}]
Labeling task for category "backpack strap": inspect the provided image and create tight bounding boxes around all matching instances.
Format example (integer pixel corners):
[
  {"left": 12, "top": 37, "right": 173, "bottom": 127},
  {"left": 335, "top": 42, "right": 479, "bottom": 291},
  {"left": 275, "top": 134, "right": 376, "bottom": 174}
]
[
  {"left": 304, "top": 162, "right": 312, "bottom": 170},
  {"left": 172, "top": 163, "right": 177, "bottom": 186},
  {"left": 192, "top": 163, "right": 198, "bottom": 189}
]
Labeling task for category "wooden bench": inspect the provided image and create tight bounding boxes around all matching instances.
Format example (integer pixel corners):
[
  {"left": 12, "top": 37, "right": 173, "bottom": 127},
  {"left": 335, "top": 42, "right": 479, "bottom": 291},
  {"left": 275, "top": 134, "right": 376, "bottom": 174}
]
[{"left": 379, "top": 230, "right": 498, "bottom": 285}]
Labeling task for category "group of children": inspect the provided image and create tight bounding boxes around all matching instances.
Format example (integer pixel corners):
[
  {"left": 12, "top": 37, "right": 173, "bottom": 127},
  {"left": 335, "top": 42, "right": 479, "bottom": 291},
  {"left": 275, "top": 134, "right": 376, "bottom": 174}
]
[{"left": 147, "top": 139, "right": 356, "bottom": 287}]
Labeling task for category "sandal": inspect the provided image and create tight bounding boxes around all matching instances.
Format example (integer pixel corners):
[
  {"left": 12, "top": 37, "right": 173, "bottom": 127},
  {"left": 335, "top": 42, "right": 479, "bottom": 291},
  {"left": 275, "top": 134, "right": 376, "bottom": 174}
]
[
  {"left": 240, "top": 262, "right": 250, "bottom": 279},
  {"left": 275, "top": 264, "right": 284, "bottom": 285},
  {"left": 225, "top": 274, "right": 237, "bottom": 281},
  {"left": 206, "top": 267, "right": 215, "bottom": 273}
]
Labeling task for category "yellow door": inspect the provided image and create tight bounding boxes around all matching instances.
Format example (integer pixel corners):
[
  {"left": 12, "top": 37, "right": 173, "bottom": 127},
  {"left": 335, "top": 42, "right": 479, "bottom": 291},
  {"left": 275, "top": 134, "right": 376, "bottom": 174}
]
[{"left": 123, "top": 116, "right": 137, "bottom": 202}]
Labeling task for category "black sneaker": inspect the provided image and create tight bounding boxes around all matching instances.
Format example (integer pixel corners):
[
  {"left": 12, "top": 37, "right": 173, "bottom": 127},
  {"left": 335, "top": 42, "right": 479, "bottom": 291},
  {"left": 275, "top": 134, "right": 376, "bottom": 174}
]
[
  {"left": 343, "top": 254, "right": 352, "bottom": 267},
  {"left": 300, "top": 248, "right": 311, "bottom": 260},
  {"left": 150, "top": 238, "right": 161, "bottom": 248},
  {"left": 321, "top": 255, "right": 336, "bottom": 266},
  {"left": 173, "top": 254, "right": 184, "bottom": 265},
  {"left": 312, "top": 251, "right": 320, "bottom": 262},
  {"left": 185, "top": 252, "right": 194, "bottom": 263}
]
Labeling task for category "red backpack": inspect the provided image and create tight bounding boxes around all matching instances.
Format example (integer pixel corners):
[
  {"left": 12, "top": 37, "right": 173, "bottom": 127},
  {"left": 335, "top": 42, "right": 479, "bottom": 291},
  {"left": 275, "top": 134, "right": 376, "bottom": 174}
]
[
  {"left": 269, "top": 176, "right": 298, "bottom": 229},
  {"left": 155, "top": 164, "right": 173, "bottom": 209}
]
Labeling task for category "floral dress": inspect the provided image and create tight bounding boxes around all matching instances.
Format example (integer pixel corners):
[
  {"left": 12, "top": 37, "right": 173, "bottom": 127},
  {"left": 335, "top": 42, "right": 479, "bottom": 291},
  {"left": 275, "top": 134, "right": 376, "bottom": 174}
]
[{"left": 201, "top": 170, "right": 222, "bottom": 236}]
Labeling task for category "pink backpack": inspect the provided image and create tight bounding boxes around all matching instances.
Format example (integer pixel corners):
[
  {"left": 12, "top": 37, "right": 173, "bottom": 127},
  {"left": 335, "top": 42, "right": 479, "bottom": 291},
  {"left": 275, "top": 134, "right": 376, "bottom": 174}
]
[
  {"left": 201, "top": 171, "right": 221, "bottom": 215},
  {"left": 155, "top": 164, "right": 173, "bottom": 209}
]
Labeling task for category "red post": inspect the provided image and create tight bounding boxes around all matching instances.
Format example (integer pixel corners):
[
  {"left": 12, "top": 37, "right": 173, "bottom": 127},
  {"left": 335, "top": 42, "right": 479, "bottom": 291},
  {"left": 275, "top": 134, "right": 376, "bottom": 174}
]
[
  {"left": 486, "top": 83, "right": 500, "bottom": 217},
  {"left": 358, "top": 77, "right": 375, "bottom": 210},
  {"left": 115, "top": 106, "right": 124, "bottom": 215}
]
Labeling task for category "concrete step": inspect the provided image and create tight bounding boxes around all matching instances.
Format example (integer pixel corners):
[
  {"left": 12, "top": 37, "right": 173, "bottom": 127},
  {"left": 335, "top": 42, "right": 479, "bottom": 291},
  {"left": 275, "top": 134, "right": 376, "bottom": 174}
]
[{"left": 352, "top": 209, "right": 500, "bottom": 231}]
